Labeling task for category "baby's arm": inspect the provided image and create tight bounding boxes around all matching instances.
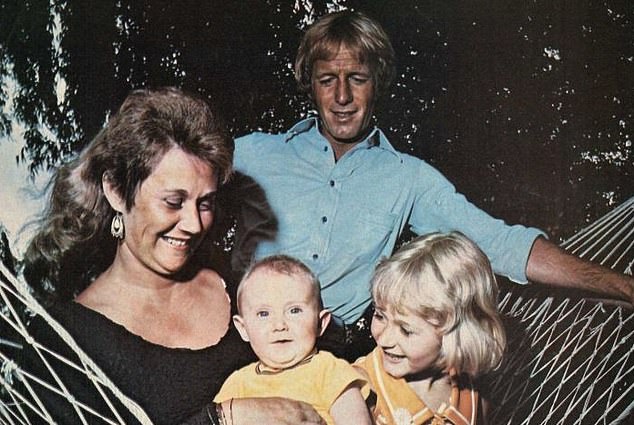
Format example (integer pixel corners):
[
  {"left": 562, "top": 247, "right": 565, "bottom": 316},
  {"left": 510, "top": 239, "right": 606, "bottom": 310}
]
[{"left": 329, "top": 385, "right": 373, "bottom": 425}]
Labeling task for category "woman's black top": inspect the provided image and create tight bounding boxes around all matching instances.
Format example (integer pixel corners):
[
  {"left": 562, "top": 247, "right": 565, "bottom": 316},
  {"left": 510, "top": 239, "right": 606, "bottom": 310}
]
[{"left": 21, "top": 302, "right": 253, "bottom": 424}]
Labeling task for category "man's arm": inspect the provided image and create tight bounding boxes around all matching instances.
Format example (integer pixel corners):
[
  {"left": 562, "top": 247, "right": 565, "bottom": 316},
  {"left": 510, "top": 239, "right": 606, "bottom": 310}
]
[{"left": 526, "top": 236, "right": 634, "bottom": 305}]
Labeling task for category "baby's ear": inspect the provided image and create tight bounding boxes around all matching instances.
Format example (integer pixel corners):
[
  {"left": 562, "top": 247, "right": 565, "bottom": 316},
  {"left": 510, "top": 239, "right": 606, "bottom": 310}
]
[
  {"left": 232, "top": 315, "right": 250, "bottom": 342},
  {"left": 318, "top": 309, "right": 331, "bottom": 336}
]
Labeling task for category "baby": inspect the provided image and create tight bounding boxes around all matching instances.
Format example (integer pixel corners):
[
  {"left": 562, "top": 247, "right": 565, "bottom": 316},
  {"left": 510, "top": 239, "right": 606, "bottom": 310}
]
[
  {"left": 356, "top": 231, "right": 507, "bottom": 425},
  {"left": 214, "top": 254, "right": 372, "bottom": 425}
]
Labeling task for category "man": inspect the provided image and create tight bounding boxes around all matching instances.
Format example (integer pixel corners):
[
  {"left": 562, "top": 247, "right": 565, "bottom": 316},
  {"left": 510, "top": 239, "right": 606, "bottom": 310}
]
[{"left": 230, "top": 10, "right": 633, "bottom": 361}]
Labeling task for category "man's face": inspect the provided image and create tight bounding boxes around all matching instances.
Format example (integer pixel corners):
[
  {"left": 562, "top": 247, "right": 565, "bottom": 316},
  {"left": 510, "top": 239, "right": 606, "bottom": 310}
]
[{"left": 311, "top": 45, "right": 376, "bottom": 153}]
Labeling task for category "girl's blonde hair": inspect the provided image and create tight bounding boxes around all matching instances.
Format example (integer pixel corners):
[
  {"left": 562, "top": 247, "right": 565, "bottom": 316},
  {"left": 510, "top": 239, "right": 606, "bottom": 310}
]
[{"left": 371, "top": 231, "right": 506, "bottom": 377}]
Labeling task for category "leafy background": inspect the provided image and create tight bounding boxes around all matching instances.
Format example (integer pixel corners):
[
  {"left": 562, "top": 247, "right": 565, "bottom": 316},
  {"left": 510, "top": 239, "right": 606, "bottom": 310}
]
[
  {"left": 1, "top": 0, "right": 632, "bottom": 260},
  {"left": 0, "top": 2, "right": 632, "bottom": 423}
]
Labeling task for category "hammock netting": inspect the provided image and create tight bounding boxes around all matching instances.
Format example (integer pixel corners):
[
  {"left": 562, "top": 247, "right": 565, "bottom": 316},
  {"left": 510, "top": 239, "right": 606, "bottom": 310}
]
[
  {"left": 486, "top": 196, "right": 634, "bottom": 424},
  {"left": 1, "top": 197, "right": 633, "bottom": 424},
  {"left": 0, "top": 262, "right": 151, "bottom": 424}
]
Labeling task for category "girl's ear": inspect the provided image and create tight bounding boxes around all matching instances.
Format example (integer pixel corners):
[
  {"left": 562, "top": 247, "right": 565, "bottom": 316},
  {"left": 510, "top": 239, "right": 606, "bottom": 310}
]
[
  {"left": 102, "top": 173, "right": 125, "bottom": 212},
  {"left": 318, "top": 309, "right": 331, "bottom": 336},
  {"left": 232, "top": 315, "right": 250, "bottom": 342}
]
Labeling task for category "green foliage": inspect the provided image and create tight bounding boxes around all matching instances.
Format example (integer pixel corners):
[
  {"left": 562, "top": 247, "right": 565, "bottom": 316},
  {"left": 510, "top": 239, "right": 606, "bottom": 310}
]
[
  {"left": 1, "top": 1, "right": 75, "bottom": 174},
  {"left": 0, "top": 226, "right": 17, "bottom": 275},
  {"left": 0, "top": 0, "right": 632, "bottom": 241}
]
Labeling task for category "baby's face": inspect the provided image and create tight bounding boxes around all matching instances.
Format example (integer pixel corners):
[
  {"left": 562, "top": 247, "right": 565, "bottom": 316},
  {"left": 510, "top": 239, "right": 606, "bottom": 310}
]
[
  {"left": 234, "top": 269, "right": 328, "bottom": 370},
  {"left": 371, "top": 303, "right": 442, "bottom": 379}
]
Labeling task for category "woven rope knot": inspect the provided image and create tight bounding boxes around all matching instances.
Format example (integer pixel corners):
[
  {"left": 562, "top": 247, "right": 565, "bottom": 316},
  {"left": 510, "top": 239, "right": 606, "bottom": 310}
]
[{"left": 1, "top": 358, "right": 18, "bottom": 386}]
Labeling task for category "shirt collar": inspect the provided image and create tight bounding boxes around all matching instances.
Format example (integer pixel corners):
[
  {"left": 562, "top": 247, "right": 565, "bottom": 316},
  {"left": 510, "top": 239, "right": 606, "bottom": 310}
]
[{"left": 285, "top": 117, "right": 402, "bottom": 160}]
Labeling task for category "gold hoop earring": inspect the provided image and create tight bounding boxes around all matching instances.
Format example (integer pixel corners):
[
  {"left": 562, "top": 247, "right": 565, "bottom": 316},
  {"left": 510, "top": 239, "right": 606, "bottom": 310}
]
[{"left": 110, "top": 212, "right": 125, "bottom": 240}]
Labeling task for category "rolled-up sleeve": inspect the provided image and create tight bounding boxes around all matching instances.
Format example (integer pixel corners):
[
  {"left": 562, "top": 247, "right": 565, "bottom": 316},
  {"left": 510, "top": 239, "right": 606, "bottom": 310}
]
[{"left": 408, "top": 161, "right": 545, "bottom": 283}]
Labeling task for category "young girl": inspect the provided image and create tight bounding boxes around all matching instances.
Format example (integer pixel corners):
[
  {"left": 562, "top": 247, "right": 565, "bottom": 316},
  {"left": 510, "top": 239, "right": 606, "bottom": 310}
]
[{"left": 355, "top": 231, "right": 506, "bottom": 425}]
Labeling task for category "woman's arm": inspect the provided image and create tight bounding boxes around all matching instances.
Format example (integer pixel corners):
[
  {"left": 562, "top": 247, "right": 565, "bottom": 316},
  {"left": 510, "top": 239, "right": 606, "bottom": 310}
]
[
  {"left": 330, "top": 386, "right": 373, "bottom": 425},
  {"left": 182, "top": 398, "right": 324, "bottom": 425},
  {"left": 227, "top": 398, "right": 324, "bottom": 425}
]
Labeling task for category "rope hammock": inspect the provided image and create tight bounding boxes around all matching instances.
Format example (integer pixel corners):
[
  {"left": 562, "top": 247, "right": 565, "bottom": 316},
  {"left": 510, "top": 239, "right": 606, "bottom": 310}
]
[
  {"left": 0, "top": 261, "right": 152, "bottom": 424},
  {"left": 1, "top": 196, "right": 633, "bottom": 424},
  {"left": 487, "top": 196, "right": 634, "bottom": 424}
]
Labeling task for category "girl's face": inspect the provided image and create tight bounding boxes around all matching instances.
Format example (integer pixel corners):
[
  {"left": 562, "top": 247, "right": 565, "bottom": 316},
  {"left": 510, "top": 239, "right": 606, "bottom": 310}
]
[{"left": 371, "top": 303, "right": 443, "bottom": 379}]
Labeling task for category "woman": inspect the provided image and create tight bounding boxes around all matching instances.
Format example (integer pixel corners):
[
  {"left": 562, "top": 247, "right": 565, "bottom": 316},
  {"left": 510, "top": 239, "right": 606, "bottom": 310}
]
[{"left": 23, "top": 87, "right": 323, "bottom": 424}]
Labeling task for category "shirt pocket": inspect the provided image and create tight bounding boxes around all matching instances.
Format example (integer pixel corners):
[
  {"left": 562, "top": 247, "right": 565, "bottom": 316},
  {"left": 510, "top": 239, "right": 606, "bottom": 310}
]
[{"left": 340, "top": 208, "right": 398, "bottom": 264}]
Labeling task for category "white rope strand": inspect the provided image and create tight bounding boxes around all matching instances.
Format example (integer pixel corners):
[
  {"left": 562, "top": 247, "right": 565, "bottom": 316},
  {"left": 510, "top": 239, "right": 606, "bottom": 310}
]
[
  {"left": 487, "top": 197, "right": 634, "bottom": 424},
  {"left": 0, "top": 261, "right": 153, "bottom": 424}
]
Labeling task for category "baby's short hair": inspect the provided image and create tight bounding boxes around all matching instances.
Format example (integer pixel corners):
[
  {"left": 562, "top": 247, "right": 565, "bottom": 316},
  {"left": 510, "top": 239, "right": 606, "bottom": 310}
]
[
  {"left": 371, "top": 231, "right": 506, "bottom": 376},
  {"left": 236, "top": 255, "right": 323, "bottom": 313}
]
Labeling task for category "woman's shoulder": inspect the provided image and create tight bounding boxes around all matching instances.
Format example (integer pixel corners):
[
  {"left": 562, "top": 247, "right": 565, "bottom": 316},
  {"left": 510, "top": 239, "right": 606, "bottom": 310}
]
[
  {"left": 189, "top": 267, "right": 226, "bottom": 291},
  {"left": 41, "top": 301, "right": 128, "bottom": 345},
  {"left": 31, "top": 300, "right": 99, "bottom": 332},
  {"left": 186, "top": 268, "right": 232, "bottom": 310},
  {"left": 24, "top": 300, "right": 125, "bottom": 375}
]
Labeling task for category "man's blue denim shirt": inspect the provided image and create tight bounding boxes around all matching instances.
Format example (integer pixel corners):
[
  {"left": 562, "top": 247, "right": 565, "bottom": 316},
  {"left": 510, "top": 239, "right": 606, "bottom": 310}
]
[{"left": 233, "top": 118, "right": 544, "bottom": 325}]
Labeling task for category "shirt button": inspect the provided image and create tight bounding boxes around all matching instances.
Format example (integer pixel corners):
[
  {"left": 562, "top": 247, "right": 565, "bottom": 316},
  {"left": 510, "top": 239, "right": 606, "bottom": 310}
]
[
  {"left": 329, "top": 180, "right": 335, "bottom": 187},
  {"left": 321, "top": 216, "right": 328, "bottom": 223},
  {"left": 323, "top": 146, "right": 328, "bottom": 152},
  {"left": 312, "top": 254, "right": 319, "bottom": 260}
]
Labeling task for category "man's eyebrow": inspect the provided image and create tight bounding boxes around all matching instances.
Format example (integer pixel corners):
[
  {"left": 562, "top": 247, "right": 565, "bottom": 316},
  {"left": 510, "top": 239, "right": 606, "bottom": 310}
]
[{"left": 314, "top": 69, "right": 371, "bottom": 77}]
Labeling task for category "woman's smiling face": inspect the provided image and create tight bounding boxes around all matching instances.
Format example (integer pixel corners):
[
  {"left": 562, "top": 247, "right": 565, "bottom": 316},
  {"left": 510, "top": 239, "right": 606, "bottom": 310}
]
[{"left": 116, "top": 147, "right": 218, "bottom": 276}]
